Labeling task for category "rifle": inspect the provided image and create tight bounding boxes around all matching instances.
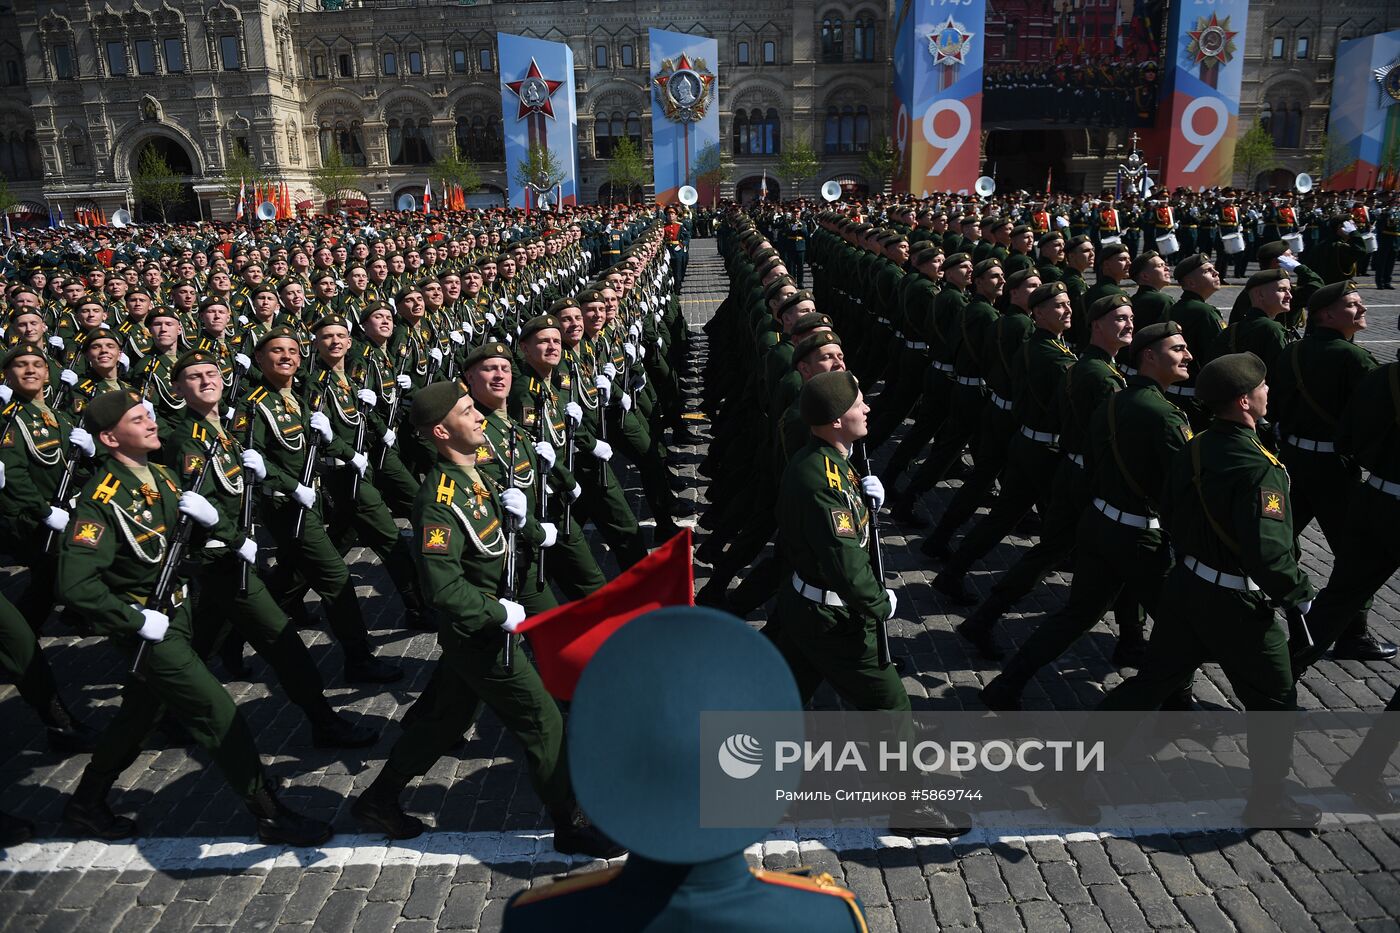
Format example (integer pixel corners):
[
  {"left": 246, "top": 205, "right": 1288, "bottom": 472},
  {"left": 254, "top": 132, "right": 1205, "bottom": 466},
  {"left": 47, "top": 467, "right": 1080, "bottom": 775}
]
[
  {"left": 43, "top": 439, "right": 88, "bottom": 555},
  {"left": 534, "top": 386, "right": 549, "bottom": 588},
  {"left": 291, "top": 390, "right": 324, "bottom": 539},
  {"left": 224, "top": 334, "right": 252, "bottom": 412},
  {"left": 347, "top": 370, "right": 371, "bottom": 503},
  {"left": 854, "top": 440, "right": 892, "bottom": 670},
  {"left": 501, "top": 418, "right": 521, "bottom": 674},
  {"left": 237, "top": 409, "right": 258, "bottom": 596},
  {"left": 597, "top": 361, "right": 610, "bottom": 491},
  {"left": 376, "top": 347, "right": 412, "bottom": 470},
  {"left": 561, "top": 379, "right": 576, "bottom": 535},
  {"left": 130, "top": 436, "right": 222, "bottom": 677}
]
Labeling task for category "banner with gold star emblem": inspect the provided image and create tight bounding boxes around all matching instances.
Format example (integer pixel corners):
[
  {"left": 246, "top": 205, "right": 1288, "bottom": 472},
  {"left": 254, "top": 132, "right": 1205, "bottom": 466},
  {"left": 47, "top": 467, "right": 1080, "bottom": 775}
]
[
  {"left": 1323, "top": 30, "right": 1400, "bottom": 190},
  {"left": 498, "top": 33, "right": 579, "bottom": 209},
  {"left": 649, "top": 29, "right": 719, "bottom": 206}
]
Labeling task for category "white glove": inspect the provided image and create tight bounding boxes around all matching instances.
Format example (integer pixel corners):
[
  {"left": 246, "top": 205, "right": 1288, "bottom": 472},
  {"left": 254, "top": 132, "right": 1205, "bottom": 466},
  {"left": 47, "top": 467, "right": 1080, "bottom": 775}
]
[
  {"left": 1278, "top": 255, "right": 1300, "bottom": 271},
  {"left": 624, "top": 342, "right": 637, "bottom": 362},
  {"left": 499, "top": 597, "right": 526, "bottom": 631},
  {"left": 603, "top": 362, "right": 618, "bottom": 379},
  {"left": 234, "top": 353, "right": 252, "bottom": 372},
  {"left": 861, "top": 475, "right": 886, "bottom": 509},
  {"left": 291, "top": 483, "right": 316, "bottom": 508},
  {"left": 235, "top": 538, "right": 258, "bottom": 565},
  {"left": 516, "top": 294, "right": 528, "bottom": 305},
  {"left": 43, "top": 507, "right": 68, "bottom": 531},
  {"left": 0, "top": 460, "right": 5, "bottom": 488},
  {"left": 59, "top": 368, "right": 78, "bottom": 387},
  {"left": 885, "top": 588, "right": 898, "bottom": 620},
  {"left": 531, "top": 281, "right": 542, "bottom": 294},
  {"left": 450, "top": 330, "right": 465, "bottom": 345},
  {"left": 142, "top": 400, "right": 156, "bottom": 421},
  {"left": 136, "top": 608, "right": 169, "bottom": 643},
  {"left": 540, "top": 522, "right": 558, "bottom": 548},
  {"left": 356, "top": 389, "right": 377, "bottom": 408},
  {"left": 1055, "top": 216, "right": 1070, "bottom": 229},
  {"left": 0, "top": 384, "right": 11, "bottom": 405},
  {"left": 594, "top": 375, "right": 612, "bottom": 401},
  {"left": 565, "top": 401, "right": 583, "bottom": 426},
  {"left": 396, "top": 374, "right": 412, "bottom": 390},
  {"left": 238, "top": 315, "right": 250, "bottom": 326},
  {"left": 486, "top": 312, "right": 499, "bottom": 326},
  {"left": 656, "top": 336, "right": 665, "bottom": 351},
  {"left": 570, "top": 482, "right": 583, "bottom": 501},
  {"left": 118, "top": 353, "right": 130, "bottom": 369},
  {"left": 349, "top": 452, "right": 369, "bottom": 476},
  {"left": 223, "top": 407, "right": 237, "bottom": 421},
  {"left": 1342, "top": 221, "right": 1357, "bottom": 234},
  {"left": 533, "top": 441, "right": 556, "bottom": 470},
  {"left": 381, "top": 428, "right": 397, "bottom": 447},
  {"left": 178, "top": 490, "right": 219, "bottom": 528},
  {"left": 500, "top": 487, "right": 527, "bottom": 529},
  {"left": 47, "top": 335, "right": 65, "bottom": 350},
  {"left": 428, "top": 347, "right": 443, "bottom": 364},
  {"left": 620, "top": 393, "right": 633, "bottom": 412},
  {"left": 240, "top": 449, "right": 266, "bottom": 481},
  {"left": 68, "top": 427, "right": 95, "bottom": 458},
  {"left": 592, "top": 439, "right": 613, "bottom": 461},
  {"left": 633, "top": 372, "right": 648, "bottom": 390},
  {"left": 309, "top": 411, "right": 332, "bottom": 442}
]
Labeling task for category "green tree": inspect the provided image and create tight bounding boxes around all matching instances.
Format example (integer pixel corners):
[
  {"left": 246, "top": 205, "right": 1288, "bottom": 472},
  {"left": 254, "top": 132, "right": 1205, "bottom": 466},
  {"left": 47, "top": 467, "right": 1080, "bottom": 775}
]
[
  {"left": 309, "top": 144, "right": 362, "bottom": 213},
  {"left": 512, "top": 144, "right": 566, "bottom": 207},
  {"left": 220, "top": 146, "right": 271, "bottom": 204},
  {"left": 777, "top": 138, "right": 819, "bottom": 198},
  {"left": 0, "top": 174, "right": 16, "bottom": 215},
  {"left": 693, "top": 140, "right": 730, "bottom": 205},
  {"left": 434, "top": 144, "right": 483, "bottom": 201},
  {"left": 605, "top": 136, "right": 649, "bottom": 202},
  {"left": 131, "top": 144, "right": 186, "bottom": 223},
  {"left": 1232, "top": 121, "right": 1274, "bottom": 190},
  {"left": 861, "top": 137, "right": 900, "bottom": 195}
]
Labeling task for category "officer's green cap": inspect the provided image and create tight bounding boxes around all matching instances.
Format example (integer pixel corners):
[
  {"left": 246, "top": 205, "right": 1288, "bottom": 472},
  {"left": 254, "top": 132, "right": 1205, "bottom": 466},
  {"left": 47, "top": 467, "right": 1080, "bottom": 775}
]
[
  {"left": 1088, "top": 293, "right": 1132, "bottom": 322},
  {"left": 1306, "top": 280, "right": 1358, "bottom": 314},
  {"left": 1129, "top": 250, "right": 1162, "bottom": 279},
  {"left": 1028, "top": 281, "right": 1068, "bottom": 307},
  {"left": 1066, "top": 234, "right": 1093, "bottom": 250},
  {"left": 945, "top": 251, "right": 973, "bottom": 267},
  {"left": 2, "top": 343, "right": 45, "bottom": 367},
  {"left": 1196, "top": 351, "right": 1267, "bottom": 406},
  {"left": 790, "top": 311, "right": 834, "bottom": 337},
  {"left": 310, "top": 313, "right": 350, "bottom": 333},
  {"left": 1256, "top": 240, "right": 1289, "bottom": 265},
  {"left": 83, "top": 390, "right": 143, "bottom": 432},
  {"left": 1006, "top": 268, "right": 1039, "bottom": 290},
  {"left": 254, "top": 325, "right": 301, "bottom": 351},
  {"left": 792, "top": 331, "right": 842, "bottom": 366},
  {"left": 409, "top": 380, "right": 465, "bottom": 429},
  {"left": 568, "top": 607, "right": 801, "bottom": 863},
  {"left": 1010, "top": 224, "right": 1033, "bottom": 237},
  {"left": 82, "top": 327, "right": 119, "bottom": 347},
  {"left": 1245, "top": 268, "right": 1289, "bottom": 291},
  {"left": 462, "top": 341, "right": 512, "bottom": 370},
  {"left": 1038, "top": 232, "right": 1065, "bottom": 247},
  {"left": 1172, "top": 252, "right": 1210, "bottom": 281},
  {"left": 171, "top": 349, "right": 220, "bottom": 379},
  {"left": 1128, "top": 320, "right": 1183, "bottom": 362},
  {"left": 776, "top": 289, "right": 815, "bottom": 317},
  {"left": 973, "top": 258, "right": 1003, "bottom": 278},
  {"left": 520, "top": 314, "right": 561, "bottom": 340},
  {"left": 800, "top": 370, "right": 860, "bottom": 425}
]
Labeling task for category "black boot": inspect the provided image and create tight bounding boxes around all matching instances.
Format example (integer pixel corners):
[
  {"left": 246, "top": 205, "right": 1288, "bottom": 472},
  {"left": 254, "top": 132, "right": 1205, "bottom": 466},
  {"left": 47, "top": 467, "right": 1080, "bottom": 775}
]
[
  {"left": 0, "top": 809, "right": 34, "bottom": 847},
  {"left": 308, "top": 707, "right": 379, "bottom": 749},
  {"left": 343, "top": 644, "right": 403, "bottom": 685},
  {"left": 889, "top": 490, "right": 929, "bottom": 528},
  {"left": 550, "top": 805, "right": 627, "bottom": 859},
  {"left": 1242, "top": 789, "right": 1321, "bottom": 830},
  {"left": 402, "top": 608, "right": 437, "bottom": 632},
  {"left": 221, "top": 633, "right": 251, "bottom": 679},
  {"left": 957, "top": 600, "right": 1007, "bottom": 661},
  {"left": 1111, "top": 627, "right": 1149, "bottom": 668},
  {"left": 64, "top": 770, "right": 137, "bottom": 840},
  {"left": 919, "top": 530, "right": 952, "bottom": 561},
  {"left": 979, "top": 673, "right": 1025, "bottom": 711},
  {"left": 933, "top": 566, "right": 976, "bottom": 606},
  {"left": 41, "top": 694, "right": 97, "bottom": 755},
  {"left": 246, "top": 783, "right": 334, "bottom": 847},
  {"left": 351, "top": 767, "right": 425, "bottom": 840}
]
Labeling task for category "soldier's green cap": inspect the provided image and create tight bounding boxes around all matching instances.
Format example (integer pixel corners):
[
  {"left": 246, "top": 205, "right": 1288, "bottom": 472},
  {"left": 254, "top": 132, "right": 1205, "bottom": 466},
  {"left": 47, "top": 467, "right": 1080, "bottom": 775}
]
[
  {"left": 1037, "top": 232, "right": 1065, "bottom": 247},
  {"left": 462, "top": 341, "right": 512, "bottom": 370},
  {"left": 359, "top": 300, "right": 393, "bottom": 321},
  {"left": 249, "top": 283, "right": 280, "bottom": 299},
  {"left": 1245, "top": 268, "right": 1289, "bottom": 290},
  {"left": 944, "top": 251, "right": 973, "bottom": 267},
  {"left": 520, "top": 314, "right": 562, "bottom": 340},
  {"left": 577, "top": 288, "right": 606, "bottom": 305},
  {"left": 310, "top": 313, "right": 350, "bottom": 333},
  {"left": 1006, "top": 268, "right": 1039, "bottom": 290},
  {"left": 1129, "top": 250, "right": 1162, "bottom": 279},
  {"left": 959, "top": 215, "right": 981, "bottom": 227},
  {"left": 792, "top": 330, "right": 842, "bottom": 366},
  {"left": 1088, "top": 293, "right": 1132, "bottom": 322},
  {"left": 791, "top": 311, "right": 834, "bottom": 336},
  {"left": 1010, "top": 224, "right": 1033, "bottom": 237},
  {"left": 548, "top": 297, "right": 580, "bottom": 315},
  {"left": 310, "top": 270, "right": 337, "bottom": 284},
  {"left": 911, "top": 244, "right": 943, "bottom": 264},
  {"left": 254, "top": 325, "right": 301, "bottom": 351},
  {"left": 776, "top": 289, "right": 815, "bottom": 317},
  {"left": 147, "top": 306, "right": 182, "bottom": 323},
  {"left": 395, "top": 284, "right": 424, "bottom": 302},
  {"left": 197, "top": 295, "right": 230, "bottom": 313},
  {"left": 83, "top": 390, "right": 143, "bottom": 432},
  {"left": 1196, "top": 351, "right": 1267, "bottom": 406},
  {"left": 1256, "top": 240, "right": 1289, "bottom": 265},
  {"left": 82, "top": 327, "right": 120, "bottom": 347},
  {"left": 1066, "top": 234, "right": 1093, "bottom": 250},
  {"left": 1172, "top": 252, "right": 1210, "bottom": 281},
  {"left": 2, "top": 343, "right": 45, "bottom": 367},
  {"left": 1306, "top": 280, "right": 1358, "bottom": 313},
  {"left": 409, "top": 380, "right": 465, "bottom": 429},
  {"left": 973, "top": 258, "right": 1003, "bottom": 278},
  {"left": 1028, "top": 281, "right": 1068, "bottom": 307},
  {"left": 989, "top": 217, "right": 1013, "bottom": 232},
  {"left": 799, "top": 370, "right": 860, "bottom": 425},
  {"left": 171, "top": 349, "right": 221, "bottom": 379},
  {"left": 7, "top": 305, "right": 43, "bottom": 321},
  {"left": 1128, "top": 320, "right": 1183, "bottom": 362},
  {"left": 1099, "top": 242, "right": 1130, "bottom": 260}
]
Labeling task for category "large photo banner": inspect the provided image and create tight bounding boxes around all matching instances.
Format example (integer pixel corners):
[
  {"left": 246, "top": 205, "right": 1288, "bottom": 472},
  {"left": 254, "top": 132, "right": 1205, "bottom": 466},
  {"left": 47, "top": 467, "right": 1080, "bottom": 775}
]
[
  {"left": 649, "top": 29, "right": 719, "bottom": 206},
  {"left": 892, "top": 0, "right": 987, "bottom": 196},
  {"left": 498, "top": 33, "right": 579, "bottom": 209},
  {"left": 1325, "top": 30, "right": 1400, "bottom": 190},
  {"left": 1154, "top": 0, "right": 1248, "bottom": 190}
]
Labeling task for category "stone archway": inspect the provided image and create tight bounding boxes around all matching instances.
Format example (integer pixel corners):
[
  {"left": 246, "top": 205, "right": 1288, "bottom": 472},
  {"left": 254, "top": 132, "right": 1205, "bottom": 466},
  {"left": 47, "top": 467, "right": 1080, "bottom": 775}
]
[
  {"left": 734, "top": 174, "right": 781, "bottom": 204},
  {"left": 128, "top": 134, "right": 200, "bottom": 222}
]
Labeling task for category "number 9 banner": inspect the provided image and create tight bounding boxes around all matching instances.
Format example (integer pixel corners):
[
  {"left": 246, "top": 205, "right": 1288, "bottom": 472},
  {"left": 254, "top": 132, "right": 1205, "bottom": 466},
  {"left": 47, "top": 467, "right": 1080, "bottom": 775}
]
[
  {"left": 1159, "top": 0, "right": 1249, "bottom": 190},
  {"left": 891, "top": 0, "right": 985, "bottom": 196}
]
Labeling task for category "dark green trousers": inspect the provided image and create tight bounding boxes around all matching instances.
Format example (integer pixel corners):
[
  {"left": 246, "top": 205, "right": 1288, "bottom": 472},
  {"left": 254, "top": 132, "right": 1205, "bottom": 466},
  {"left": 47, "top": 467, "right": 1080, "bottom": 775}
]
[
  {"left": 572, "top": 455, "right": 646, "bottom": 570},
  {"left": 768, "top": 589, "right": 910, "bottom": 714},
  {"left": 930, "top": 402, "right": 1016, "bottom": 541},
  {"left": 0, "top": 592, "right": 62, "bottom": 716},
  {"left": 325, "top": 468, "right": 424, "bottom": 614},
  {"left": 263, "top": 497, "right": 375, "bottom": 653}
]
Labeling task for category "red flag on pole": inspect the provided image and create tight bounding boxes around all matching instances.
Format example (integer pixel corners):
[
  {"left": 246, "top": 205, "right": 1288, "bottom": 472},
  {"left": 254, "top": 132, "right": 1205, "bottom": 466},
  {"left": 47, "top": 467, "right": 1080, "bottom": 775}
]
[{"left": 518, "top": 530, "right": 696, "bottom": 700}]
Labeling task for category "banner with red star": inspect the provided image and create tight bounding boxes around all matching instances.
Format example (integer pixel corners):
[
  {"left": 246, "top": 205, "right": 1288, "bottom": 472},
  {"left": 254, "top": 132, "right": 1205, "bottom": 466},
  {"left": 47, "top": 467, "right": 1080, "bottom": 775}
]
[{"left": 498, "top": 33, "right": 580, "bottom": 210}]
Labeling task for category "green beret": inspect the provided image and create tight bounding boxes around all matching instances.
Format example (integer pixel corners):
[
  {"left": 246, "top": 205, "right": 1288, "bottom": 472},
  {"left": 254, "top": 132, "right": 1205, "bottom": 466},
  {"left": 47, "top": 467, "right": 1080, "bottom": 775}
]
[
  {"left": 1010, "top": 224, "right": 1033, "bottom": 237},
  {"left": 577, "top": 288, "right": 605, "bottom": 305},
  {"left": 147, "top": 306, "right": 182, "bottom": 323},
  {"left": 1245, "top": 268, "right": 1289, "bottom": 290},
  {"left": 1098, "top": 242, "right": 1130, "bottom": 261},
  {"left": 519, "top": 314, "right": 562, "bottom": 341},
  {"left": 1128, "top": 320, "right": 1184, "bottom": 362},
  {"left": 1129, "top": 250, "right": 1162, "bottom": 279},
  {"left": 1306, "top": 280, "right": 1358, "bottom": 314},
  {"left": 254, "top": 325, "right": 301, "bottom": 351},
  {"left": 548, "top": 297, "right": 580, "bottom": 315},
  {"left": 83, "top": 390, "right": 143, "bottom": 432},
  {"left": 1028, "top": 281, "right": 1068, "bottom": 307},
  {"left": 1066, "top": 234, "right": 1093, "bottom": 250},
  {"left": 8, "top": 305, "right": 43, "bottom": 322},
  {"left": 1088, "top": 293, "right": 1132, "bottom": 322},
  {"left": 395, "top": 285, "right": 423, "bottom": 303},
  {"left": 989, "top": 217, "right": 1013, "bottom": 232},
  {"left": 358, "top": 301, "right": 393, "bottom": 322},
  {"left": 792, "top": 331, "right": 842, "bottom": 366},
  {"left": 171, "top": 349, "right": 221, "bottom": 379},
  {"left": 1005, "top": 268, "right": 1040, "bottom": 290},
  {"left": 249, "top": 283, "right": 280, "bottom": 299},
  {"left": 776, "top": 289, "right": 815, "bottom": 317},
  {"left": 409, "top": 380, "right": 465, "bottom": 430},
  {"left": 799, "top": 370, "right": 860, "bottom": 426},
  {"left": 1037, "top": 232, "right": 1065, "bottom": 248},
  {"left": 197, "top": 295, "right": 230, "bottom": 313},
  {"left": 791, "top": 311, "right": 835, "bottom": 336},
  {"left": 973, "top": 258, "right": 1003, "bottom": 278},
  {"left": 1172, "top": 252, "right": 1209, "bottom": 281},
  {"left": 310, "top": 270, "right": 337, "bottom": 284},
  {"left": 1256, "top": 240, "right": 1288, "bottom": 265},
  {"left": 82, "top": 327, "right": 120, "bottom": 348},
  {"left": 959, "top": 216, "right": 980, "bottom": 227},
  {"left": 310, "top": 313, "right": 350, "bottom": 333},
  {"left": 1196, "top": 351, "right": 1267, "bottom": 406},
  {"left": 2, "top": 343, "right": 46, "bottom": 367},
  {"left": 462, "top": 341, "right": 513, "bottom": 370},
  {"left": 944, "top": 252, "right": 973, "bottom": 267}
]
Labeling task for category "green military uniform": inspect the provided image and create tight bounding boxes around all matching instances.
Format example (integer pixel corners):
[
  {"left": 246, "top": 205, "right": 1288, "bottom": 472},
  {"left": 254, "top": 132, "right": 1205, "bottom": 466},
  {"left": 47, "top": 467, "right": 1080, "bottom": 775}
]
[{"left": 1163, "top": 284, "right": 1223, "bottom": 428}]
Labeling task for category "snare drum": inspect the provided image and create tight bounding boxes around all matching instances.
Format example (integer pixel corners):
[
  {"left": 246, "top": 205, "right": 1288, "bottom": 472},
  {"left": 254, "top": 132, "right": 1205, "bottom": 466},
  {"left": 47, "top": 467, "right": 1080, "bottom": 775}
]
[
  {"left": 1155, "top": 233, "right": 1180, "bottom": 255},
  {"left": 1221, "top": 232, "right": 1245, "bottom": 255}
]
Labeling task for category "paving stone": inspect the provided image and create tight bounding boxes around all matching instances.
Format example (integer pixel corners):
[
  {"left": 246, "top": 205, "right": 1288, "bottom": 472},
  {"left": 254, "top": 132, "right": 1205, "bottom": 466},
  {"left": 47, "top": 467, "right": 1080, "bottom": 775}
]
[
  {"left": 277, "top": 870, "right": 337, "bottom": 924},
  {"left": 959, "top": 854, "right": 1011, "bottom": 905},
  {"left": 1087, "top": 882, "right": 1149, "bottom": 932},
  {"left": 1173, "top": 894, "right": 1238, "bottom": 933},
  {"left": 890, "top": 900, "right": 938, "bottom": 933},
  {"left": 928, "top": 871, "right": 976, "bottom": 927},
  {"left": 1040, "top": 860, "right": 1093, "bottom": 905},
  {"left": 438, "top": 882, "right": 488, "bottom": 930},
  {"left": 1275, "top": 861, "right": 1345, "bottom": 914},
  {"left": 1145, "top": 848, "right": 1208, "bottom": 898},
  {"left": 1122, "top": 871, "right": 1188, "bottom": 929},
  {"left": 1067, "top": 839, "right": 1120, "bottom": 886},
  {"left": 399, "top": 872, "right": 452, "bottom": 922},
  {"left": 195, "top": 874, "right": 264, "bottom": 926}
]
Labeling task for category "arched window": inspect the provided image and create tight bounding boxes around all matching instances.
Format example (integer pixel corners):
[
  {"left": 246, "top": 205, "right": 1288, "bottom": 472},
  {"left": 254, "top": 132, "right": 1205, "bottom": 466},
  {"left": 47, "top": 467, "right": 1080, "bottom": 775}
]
[
  {"left": 763, "top": 40, "right": 776, "bottom": 64},
  {"left": 626, "top": 110, "right": 641, "bottom": 146},
  {"left": 382, "top": 51, "right": 396, "bottom": 75},
  {"left": 839, "top": 106, "right": 854, "bottom": 152},
  {"left": 595, "top": 112, "right": 612, "bottom": 158},
  {"left": 1286, "top": 102, "right": 1303, "bottom": 148},
  {"left": 320, "top": 120, "right": 366, "bottom": 165},
  {"left": 737, "top": 41, "right": 749, "bottom": 65},
  {"left": 854, "top": 105, "right": 870, "bottom": 151},
  {"left": 459, "top": 113, "right": 502, "bottom": 162},
  {"left": 620, "top": 44, "right": 634, "bottom": 68},
  {"left": 821, "top": 18, "right": 843, "bottom": 62},
  {"left": 824, "top": 107, "right": 839, "bottom": 154},
  {"left": 749, "top": 108, "right": 762, "bottom": 155},
  {"left": 732, "top": 110, "right": 748, "bottom": 155},
  {"left": 853, "top": 17, "right": 876, "bottom": 61}
]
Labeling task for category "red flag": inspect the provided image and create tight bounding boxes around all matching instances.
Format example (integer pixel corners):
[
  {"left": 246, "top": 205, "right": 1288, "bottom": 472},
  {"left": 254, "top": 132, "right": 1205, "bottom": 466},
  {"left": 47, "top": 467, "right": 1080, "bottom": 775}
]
[{"left": 518, "top": 530, "right": 695, "bottom": 699}]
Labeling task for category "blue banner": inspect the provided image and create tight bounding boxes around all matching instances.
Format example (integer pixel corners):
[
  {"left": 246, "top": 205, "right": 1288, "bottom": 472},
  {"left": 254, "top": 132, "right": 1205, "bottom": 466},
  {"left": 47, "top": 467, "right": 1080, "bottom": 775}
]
[
  {"left": 1326, "top": 30, "right": 1400, "bottom": 189},
  {"left": 1153, "top": 0, "right": 1248, "bottom": 189},
  {"left": 498, "top": 33, "right": 579, "bottom": 209},
  {"left": 649, "top": 29, "right": 719, "bottom": 206}
]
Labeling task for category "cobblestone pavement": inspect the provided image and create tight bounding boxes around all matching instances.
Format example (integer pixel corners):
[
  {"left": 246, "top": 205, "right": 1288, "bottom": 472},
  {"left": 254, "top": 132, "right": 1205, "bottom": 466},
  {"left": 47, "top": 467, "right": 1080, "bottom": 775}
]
[{"left": 1, "top": 240, "right": 1399, "bottom": 932}]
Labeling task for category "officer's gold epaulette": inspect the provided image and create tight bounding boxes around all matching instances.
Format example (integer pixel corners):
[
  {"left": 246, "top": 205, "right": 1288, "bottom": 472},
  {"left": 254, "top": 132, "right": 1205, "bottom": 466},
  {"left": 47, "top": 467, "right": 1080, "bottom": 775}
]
[
  {"left": 92, "top": 472, "right": 121, "bottom": 504},
  {"left": 247, "top": 386, "right": 269, "bottom": 404},
  {"left": 823, "top": 456, "right": 844, "bottom": 491},
  {"left": 751, "top": 868, "right": 867, "bottom": 930},
  {"left": 509, "top": 866, "right": 623, "bottom": 908},
  {"left": 190, "top": 422, "right": 208, "bottom": 443},
  {"left": 435, "top": 472, "right": 456, "bottom": 505}
]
